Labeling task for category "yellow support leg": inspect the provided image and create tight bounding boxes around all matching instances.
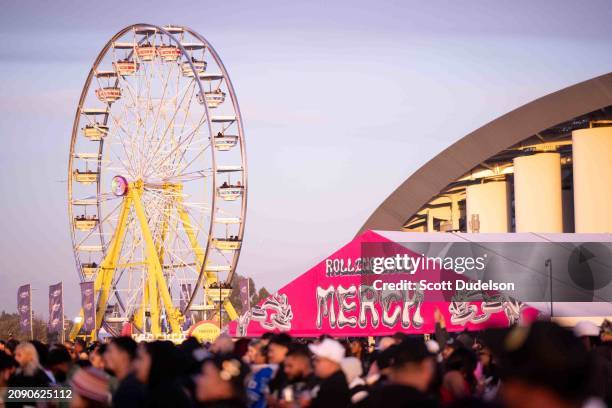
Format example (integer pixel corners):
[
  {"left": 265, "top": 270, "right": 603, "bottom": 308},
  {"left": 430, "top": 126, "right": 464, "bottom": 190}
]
[
  {"left": 132, "top": 283, "right": 148, "bottom": 332},
  {"left": 132, "top": 183, "right": 183, "bottom": 334},
  {"left": 70, "top": 194, "right": 132, "bottom": 340},
  {"left": 147, "top": 260, "right": 160, "bottom": 334},
  {"left": 223, "top": 298, "right": 239, "bottom": 321},
  {"left": 174, "top": 188, "right": 239, "bottom": 322},
  {"left": 68, "top": 309, "right": 84, "bottom": 340},
  {"left": 93, "top": 194, "right": 133, "bottom": 339},
  {"left": 71, "top": 179, "right": 241, "bottom": 339}
]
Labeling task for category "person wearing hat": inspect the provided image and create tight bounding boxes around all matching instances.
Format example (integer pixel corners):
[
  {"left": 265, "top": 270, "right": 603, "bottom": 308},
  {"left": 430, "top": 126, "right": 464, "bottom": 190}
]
[
  {"left": 306, "top": 338, "right": 350, "bottom": 408},
  {"left": 573, "top": 320, "right": 601, "bottom": 351},
  {"left": 70, "top": 366, "right": 111, "bottom": 408},
  {"left": 368, "top": 337, "right": 437, "bottom": 408}
]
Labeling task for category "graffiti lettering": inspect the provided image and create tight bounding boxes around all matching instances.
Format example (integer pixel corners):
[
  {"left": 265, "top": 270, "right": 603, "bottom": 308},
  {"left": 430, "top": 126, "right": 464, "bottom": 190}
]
[
  {"left": 316, "top": 286, "right": 336, "bottom": 328},
  {"left": 401, "top": 289, "right": 424, "bottom": 329},
  {"left": 316, "top": 285, "right": 426, "bottom": 330},
  {"left": 337, "top": 285, "right": 357, "bottom": 328},
  {"left": 359, "top": 285, "right": 379, "bottom": 328},
  {"left": 381, "top": 290, "right": 402, "bottom": 328},
  {"left": 240, "top": 293, "right": 294, "bottom": 333},
  {"left": 449, "top": 291, "right": 524, "bottom": 326}
]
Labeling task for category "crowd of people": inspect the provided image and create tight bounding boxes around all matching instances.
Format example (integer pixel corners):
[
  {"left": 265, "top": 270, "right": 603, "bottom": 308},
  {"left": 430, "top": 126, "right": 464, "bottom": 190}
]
[{"left": 0, "top": 316, "right": 610, "bottom": 408}]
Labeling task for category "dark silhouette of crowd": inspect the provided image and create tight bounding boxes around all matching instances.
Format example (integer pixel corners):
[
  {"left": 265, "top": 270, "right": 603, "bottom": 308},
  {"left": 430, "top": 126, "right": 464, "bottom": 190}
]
[{"left": 0, "top": 316, "right": 610, "bottom": 408}]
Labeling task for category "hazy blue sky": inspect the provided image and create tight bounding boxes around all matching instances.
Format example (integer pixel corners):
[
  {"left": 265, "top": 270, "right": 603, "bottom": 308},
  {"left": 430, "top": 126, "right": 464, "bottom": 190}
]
[{"left": 1, "top": 0, "right": 611, "bottom": 319}]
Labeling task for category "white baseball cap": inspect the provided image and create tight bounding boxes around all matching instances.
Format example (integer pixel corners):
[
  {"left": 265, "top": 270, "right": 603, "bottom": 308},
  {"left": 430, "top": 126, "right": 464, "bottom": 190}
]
[
  {"left": 573, "top": 321, "right": 600, "bottom": 337},
  {"left": 309, "top": 338, "right": 345, "bottom": 364}
]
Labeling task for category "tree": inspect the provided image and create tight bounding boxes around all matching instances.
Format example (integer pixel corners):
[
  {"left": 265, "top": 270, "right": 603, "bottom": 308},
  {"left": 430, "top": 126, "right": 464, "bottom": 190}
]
[
  {"left": 227, "top": 274, "right": 271, "bottom": 316},
  {"left": 254, "top": 287, "right": 271, "bottom": 305},
  {"left": 0, "top": 311, "right": 48, "bottom": 342}
]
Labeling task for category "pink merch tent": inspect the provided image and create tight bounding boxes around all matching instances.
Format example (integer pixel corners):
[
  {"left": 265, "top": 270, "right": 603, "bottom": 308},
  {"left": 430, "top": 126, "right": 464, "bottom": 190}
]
[{"left": 227, "top": 230, "right": 541, "bottom": 337}]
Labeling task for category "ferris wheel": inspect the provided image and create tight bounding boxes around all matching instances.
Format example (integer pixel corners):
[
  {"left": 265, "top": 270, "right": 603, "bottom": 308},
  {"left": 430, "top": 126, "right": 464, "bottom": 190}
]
[{"left": 68, "top": 24, "right": 247, "bottom": 339}]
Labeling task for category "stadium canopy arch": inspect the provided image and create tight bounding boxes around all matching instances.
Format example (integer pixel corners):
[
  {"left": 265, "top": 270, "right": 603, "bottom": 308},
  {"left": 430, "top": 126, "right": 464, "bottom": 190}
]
[{"left": 358, "top": 73, "right": 612, "bottom": 235}]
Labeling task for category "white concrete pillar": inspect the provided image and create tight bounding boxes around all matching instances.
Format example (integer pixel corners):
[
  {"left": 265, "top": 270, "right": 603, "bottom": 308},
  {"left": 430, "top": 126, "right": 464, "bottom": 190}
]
[
  {"left": 572, "top": 127, "right": 612, "bottom": 232},
  {"left": 513, "top": 153, "right": 563, "bottom": 232},
  {"left": 451, "top": 196, "right": 460, "bottom": 231},
  {"left": 426, "top": 209, "right": 434, "bottom": 232},
  {"left": 466, "top": 181, "right": 510, "bottom": 232},
  {"left": 562, "top": 188, "right": 575, "bottom": 233}
]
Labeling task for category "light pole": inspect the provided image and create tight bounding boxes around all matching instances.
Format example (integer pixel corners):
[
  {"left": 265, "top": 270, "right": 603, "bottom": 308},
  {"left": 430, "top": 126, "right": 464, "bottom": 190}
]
[
  {"left": 218, "top": 272, "right": 222, "bottom": 330},
  {"left": 545, "top": 258, "right": 553, "bottom": 318},
  {"left": 60, "top": 282, "right": 65, "bottom": 344}
]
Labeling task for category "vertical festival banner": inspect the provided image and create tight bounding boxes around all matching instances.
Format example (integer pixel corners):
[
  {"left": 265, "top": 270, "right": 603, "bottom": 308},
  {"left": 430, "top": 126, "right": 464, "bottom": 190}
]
[
  {"left": 239, "top": 279, "right": 250, "bottom": 312},
  {"left": 48, "top": 282, "right": 64, "bottom": 335},
  {"left": 180, "top": 283, "right": 193, "bottom": 330},
  {"left": 80, "top": 281, "right": 96, "bottom": 333},
  {"left": 17, "top": 284, "right": 32, "bottom": 338}
]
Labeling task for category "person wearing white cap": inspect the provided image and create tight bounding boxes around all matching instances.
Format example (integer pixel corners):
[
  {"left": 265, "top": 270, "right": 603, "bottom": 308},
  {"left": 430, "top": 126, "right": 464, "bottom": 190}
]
[
  {"left": 574, "top": 321, "right": 600, "bottom": 351},
  {"left": 306, "top": 338, "right": 350, "bottom": 408}
]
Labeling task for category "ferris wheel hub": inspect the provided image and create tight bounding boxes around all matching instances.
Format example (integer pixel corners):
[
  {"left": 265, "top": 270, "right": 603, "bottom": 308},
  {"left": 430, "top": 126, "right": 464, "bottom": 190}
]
[{"left": 111, "top": 175, "right": 129, "bottom": 196}]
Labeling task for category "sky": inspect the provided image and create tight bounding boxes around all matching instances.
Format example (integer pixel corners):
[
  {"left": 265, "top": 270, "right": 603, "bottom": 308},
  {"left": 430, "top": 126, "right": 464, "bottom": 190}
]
[{"left": 0, "top": 0, "right": 611, "bottom": 320}]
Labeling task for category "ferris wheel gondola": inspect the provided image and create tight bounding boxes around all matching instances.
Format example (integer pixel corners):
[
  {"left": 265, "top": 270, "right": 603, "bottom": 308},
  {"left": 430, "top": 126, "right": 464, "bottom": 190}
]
[{"left": 68, "top": 24, "right": 247, "bottom": 339}]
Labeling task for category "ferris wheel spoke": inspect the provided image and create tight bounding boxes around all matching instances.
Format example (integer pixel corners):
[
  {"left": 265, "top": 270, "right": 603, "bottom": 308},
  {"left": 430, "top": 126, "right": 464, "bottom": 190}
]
[
  {"left": 160, "top": 168, "right": 211, "bottom": 183},
  {"left": 145, "top": 191, "right": 211, "bottom": 223},
  {"left": 119, "top": 96, "right": 150, "bottom": 176},
  {"left": 150, "top": 138, "right": 211, "bottom": 181},
  {"left": 144, "top": 189, "right": 211, "bottom": 246},
  {"left": 140, "top": 55, "right": 173, "bottom": 176},
  {"left": 146, "top": 115, "right": 207, "bottom": 177},
  {"left": 156, "top": 220, "right": 202, "bottom": 277},
  {"left": 104, "top": 141, "right": 138, "bottom": 179},
  {"left": 74, "top": 192, "right": 121, "bottom": 204},
  {"left": 167, "top": 142, "right": 212, "bottom": 179},
  {"left": 93, "top": 75, "right": 142, "bottom": 178},
  {"left": 114, "top": 82, "right": 146, "bottom": 170},
  {"left": 137, "top": 59, "right": 158, "bottom": 175},
  {"left": 142, "top": 77, "right": 200, "bottom": 180},
  {"left": 142, "top": 78, "right": 197, "bottom": 178},
  {"left": 168, "top": 80, "right": 199, "bottom": 170},
  {"left": 105, "top": 108, "right": 143, "bottom": 176}
]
